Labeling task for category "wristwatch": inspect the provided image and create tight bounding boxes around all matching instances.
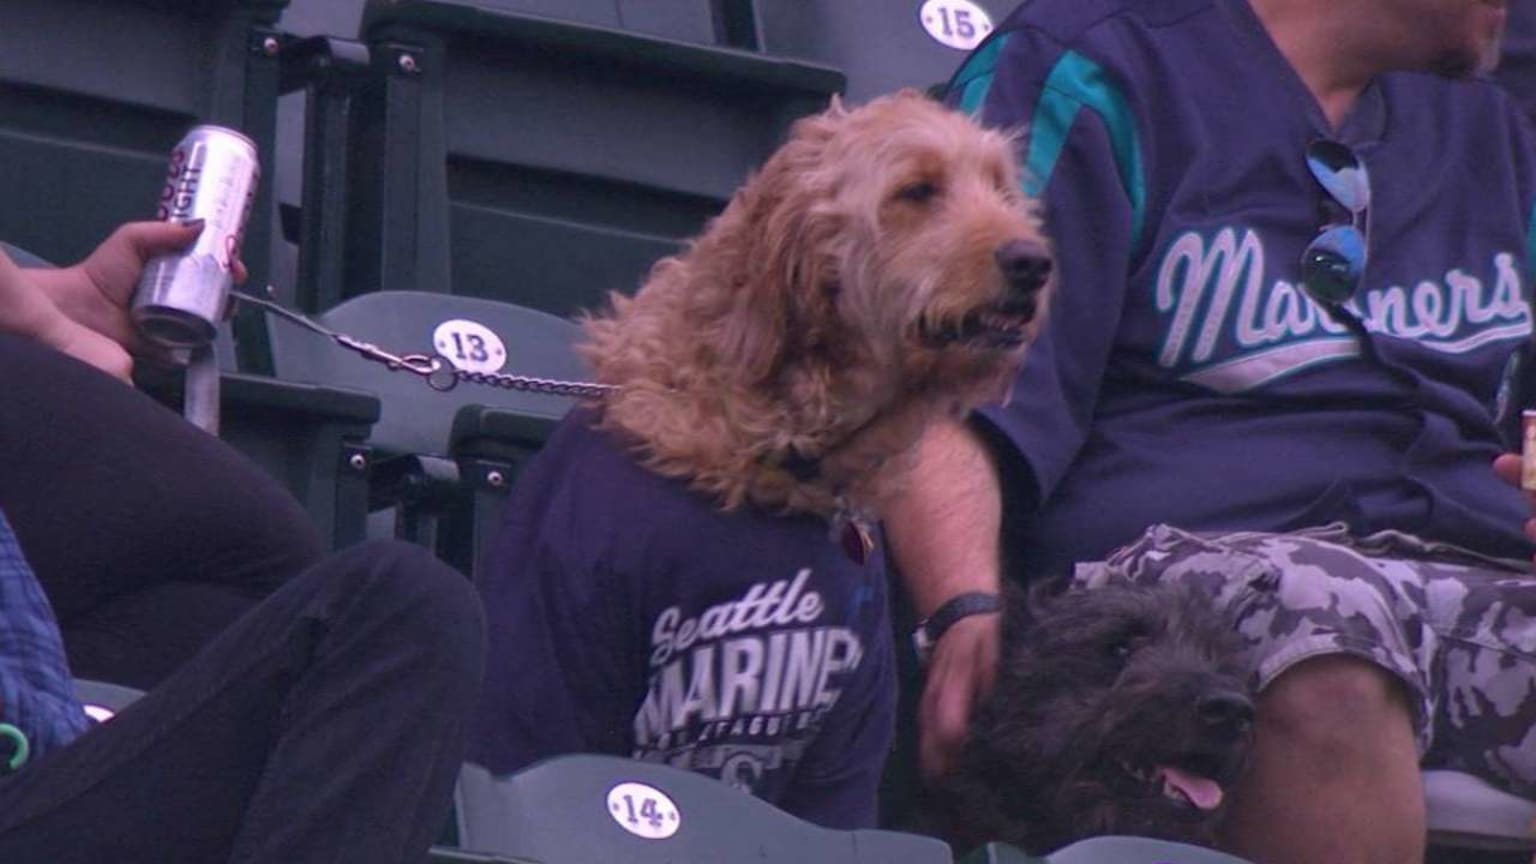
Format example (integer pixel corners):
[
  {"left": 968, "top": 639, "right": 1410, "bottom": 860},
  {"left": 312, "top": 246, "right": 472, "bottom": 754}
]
[{"left": 912, "top": 591, "right": 1003, "bottom": 666}]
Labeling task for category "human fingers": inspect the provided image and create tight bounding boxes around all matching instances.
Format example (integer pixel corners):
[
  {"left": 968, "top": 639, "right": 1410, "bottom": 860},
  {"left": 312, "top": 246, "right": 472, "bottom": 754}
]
[
  {"left": 1493, "top": 453, "right": 1523, "bottom": 488},
  {"left": 78, "top": 220, "right": 204, "bottom": 305},
  {"left": 918, "top": 612, "right": 1000, "bottom": 781}
]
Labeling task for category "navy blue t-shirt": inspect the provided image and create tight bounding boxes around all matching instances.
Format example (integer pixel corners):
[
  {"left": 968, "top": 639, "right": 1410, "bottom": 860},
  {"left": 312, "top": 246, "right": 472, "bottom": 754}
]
[
  {"left": 949, "top": 0, "right": 1536, "bottom": 574},
  {"left": 469, "top": 409, "right": 896, "bottom": 830}
]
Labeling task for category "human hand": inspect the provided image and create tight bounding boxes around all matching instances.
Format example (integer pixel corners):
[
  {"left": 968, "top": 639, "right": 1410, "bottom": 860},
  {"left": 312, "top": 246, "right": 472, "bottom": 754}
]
[
  {"left": 31, "top": 314, "right": 135, "bottom": 383},
  {"left": 918, "top": 610, "right": 1001, "bottom": 781},
  {"left": 31, "top": 220, "right": 207, "bottom": 353},
  {"left": 1492, "top": 453, "right": 1536, "bottom": 556}
]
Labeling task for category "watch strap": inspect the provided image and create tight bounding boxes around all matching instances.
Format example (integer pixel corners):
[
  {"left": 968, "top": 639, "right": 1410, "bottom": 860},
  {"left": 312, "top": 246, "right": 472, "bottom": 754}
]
[{"left": 912, "top": 591, "right": 1003, "bottom": 665}]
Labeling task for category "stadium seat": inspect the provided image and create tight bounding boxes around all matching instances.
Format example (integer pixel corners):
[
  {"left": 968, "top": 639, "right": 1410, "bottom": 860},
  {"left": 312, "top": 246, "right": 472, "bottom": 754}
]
[
  {"left": 751, "top": 0, "right": 1017, "bottom": 103},
  {"left": 0, "top": 239, "right": 378, "bottom": 551},
  {"left": 426, "top": 848, "right": 537, "bottom": 864},
  {"left": 454, "top": 756, "right": 954, "bottom": 863},
  {"left": 959, "top": 837, "right": 1254, "bottom": 864},
  {"left": 1424, "top": 770, "right": 1536, "bottom": 855},
  {"left": 320, "top": 0, "right": 842, "bottom": 318},
  {"left": 441, "top": 0, "right": 724, "bottom": 44},
  {"left": 0, "top": 0, "right": 290, "bottom": 371},
  {"left": 0, "top": 242, "right": 51, "bottom": 270},
  {"left": 263, "top": 289, "right": 584, "bottom": 572},
  {"left": 73, "top": 679, "right": 147, "bottom": 722}
]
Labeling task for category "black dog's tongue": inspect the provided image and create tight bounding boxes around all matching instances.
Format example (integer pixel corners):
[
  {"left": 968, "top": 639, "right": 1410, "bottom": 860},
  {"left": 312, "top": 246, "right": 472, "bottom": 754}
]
[{"left": 1157, "top": 766, "right": 1224, "bottom": 810}]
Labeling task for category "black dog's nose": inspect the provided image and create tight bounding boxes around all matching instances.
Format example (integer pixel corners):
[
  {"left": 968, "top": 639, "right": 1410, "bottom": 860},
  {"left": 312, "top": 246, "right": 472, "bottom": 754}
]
[
  {"left": 995, "top": 239, "right": 1053, "bottom": 297},
  {"left": 1197, "top": 690, "right": 1255, "bottom": 729}
]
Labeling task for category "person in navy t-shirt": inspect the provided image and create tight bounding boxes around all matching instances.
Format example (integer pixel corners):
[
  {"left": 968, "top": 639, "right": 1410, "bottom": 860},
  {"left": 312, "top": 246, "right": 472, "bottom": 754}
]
[{"left": 887, "top": 0, "right": 1536, "bottom": 861}]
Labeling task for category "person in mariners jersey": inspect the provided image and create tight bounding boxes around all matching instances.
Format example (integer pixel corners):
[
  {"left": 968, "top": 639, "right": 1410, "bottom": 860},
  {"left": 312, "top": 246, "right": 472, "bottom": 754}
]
[{"left": 889, "top": 0, "right": 1535, "bottom": 861}]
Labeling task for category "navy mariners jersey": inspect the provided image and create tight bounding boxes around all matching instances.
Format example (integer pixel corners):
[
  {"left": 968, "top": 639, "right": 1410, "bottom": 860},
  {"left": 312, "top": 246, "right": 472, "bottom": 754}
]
[
  {"left": 949, "top": 0, "right": 1536, "bottom": 573},
  {"left": 469, "top": 409, "right": 895, "bottom": 830},
  {"left": 1496, "top": 0, "right": 1536, "bottom": 128}
]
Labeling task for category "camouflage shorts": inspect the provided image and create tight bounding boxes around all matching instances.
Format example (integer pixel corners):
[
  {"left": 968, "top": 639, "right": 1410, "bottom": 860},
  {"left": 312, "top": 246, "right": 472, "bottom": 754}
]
[{"left": 1073, "top": 523, "right": 1536, "bottom": 796}]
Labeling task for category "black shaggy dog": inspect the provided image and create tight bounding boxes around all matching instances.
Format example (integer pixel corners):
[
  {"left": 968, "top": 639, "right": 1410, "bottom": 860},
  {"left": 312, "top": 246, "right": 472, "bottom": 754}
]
[{"left": 928, "top": 582, "right": 1257, "bottom": 855}]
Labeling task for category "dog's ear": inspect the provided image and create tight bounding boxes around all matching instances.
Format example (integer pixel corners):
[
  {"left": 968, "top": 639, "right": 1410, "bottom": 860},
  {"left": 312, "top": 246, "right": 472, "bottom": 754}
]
[
  {"left": 714, "top": 114, "right": 845, "bottom": 383},
  {"left": 1022, "top": 572, "right": 1073, "bottom": 625}
]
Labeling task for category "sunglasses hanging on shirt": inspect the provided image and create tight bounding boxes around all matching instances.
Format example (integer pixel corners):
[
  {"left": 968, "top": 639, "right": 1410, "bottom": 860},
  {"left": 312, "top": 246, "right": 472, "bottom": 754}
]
[{"left": 1300, "top": 139, "right": 1371, "bottom": 308}]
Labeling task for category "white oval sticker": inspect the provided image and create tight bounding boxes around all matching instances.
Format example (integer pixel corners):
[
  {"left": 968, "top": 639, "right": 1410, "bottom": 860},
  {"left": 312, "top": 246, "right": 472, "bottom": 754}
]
[
  {"left": 605, "top": 781, "right": 681, "bottom": 840},
  {"left": 432, "top": 318, "right": 507, "bottom": 373},
  {"left": 918, "top": 0, "right": 995, "bottom": 51}
]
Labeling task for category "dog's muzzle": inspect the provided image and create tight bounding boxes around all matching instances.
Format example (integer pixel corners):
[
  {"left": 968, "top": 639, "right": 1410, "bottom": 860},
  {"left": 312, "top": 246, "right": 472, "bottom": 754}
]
[
  {"left": 996, "top": 238, "right": 1053, "bottom": 302},
  {"left": 920, "top": 238, "right": 1053, "bottom": 349}
]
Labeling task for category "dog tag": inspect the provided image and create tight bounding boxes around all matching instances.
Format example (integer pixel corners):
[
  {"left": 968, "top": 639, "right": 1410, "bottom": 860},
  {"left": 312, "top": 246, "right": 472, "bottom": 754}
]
[{"left": 840, "top": 520, "right": 874, "bottom": 566}]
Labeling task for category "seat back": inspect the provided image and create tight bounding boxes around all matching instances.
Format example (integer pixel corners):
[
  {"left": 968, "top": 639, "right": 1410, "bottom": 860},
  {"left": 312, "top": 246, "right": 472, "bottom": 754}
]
[
  {"left": 266, "top": 290, "right": 584, "bottom": 458},
  {"left": 449, "top": 0, "right": 725, "bottom": 44},
  {"left": 1, "top": 242, "right": 53, "bottom": 269},
  {"left": 960, "top": 837, "right": 1255, "bottom": 864},
  {"left": 321, "top": 0, "right": 841, "bottom": 318},
  {"left": 752, "top": 0, "right": 1015, "bottom": 103},
  {"left": 456, "top": 757, "right": 954, "bottom": 863},
  {"left": 73, "top": 679, "right": 147, "bottom": 723},
  {"left": 0, "top": 0, "right": 289, "bottom": 370},
  {"left": 1423, "top": 769, "right": 1536, "bottom": 853}
]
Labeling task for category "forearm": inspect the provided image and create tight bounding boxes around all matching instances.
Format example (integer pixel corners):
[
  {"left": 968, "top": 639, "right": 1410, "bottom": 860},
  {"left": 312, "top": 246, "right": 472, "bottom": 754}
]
[{"left": 885, "top": 418, "right": 1005, "bottom": 617}]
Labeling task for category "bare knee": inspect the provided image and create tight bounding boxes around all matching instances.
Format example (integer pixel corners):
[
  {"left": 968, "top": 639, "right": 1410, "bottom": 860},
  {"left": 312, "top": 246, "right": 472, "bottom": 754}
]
[{"left": 1258, "top": 655, "right": 1416, "bottom": 761}]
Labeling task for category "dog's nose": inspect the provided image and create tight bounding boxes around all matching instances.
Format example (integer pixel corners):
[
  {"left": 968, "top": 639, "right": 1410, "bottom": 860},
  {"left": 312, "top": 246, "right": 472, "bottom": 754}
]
[
  {"left": 994, "top": 239, "right": 1053, "bottom": 297},
  {"left": 1197, "top": 690, "right": 1255, "bottom": 730}
]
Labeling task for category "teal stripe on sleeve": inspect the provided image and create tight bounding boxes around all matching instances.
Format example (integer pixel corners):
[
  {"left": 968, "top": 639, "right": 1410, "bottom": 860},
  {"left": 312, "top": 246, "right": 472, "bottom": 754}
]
[
  {"left": 951, "top": 39, "right": 1147, "bottom": 251},
  {"left": 952, "top": 35, "right": 1009, "bottom": 115},
  {"left": 1028, "top": 50, "right": 1146, "bottom": 249}
]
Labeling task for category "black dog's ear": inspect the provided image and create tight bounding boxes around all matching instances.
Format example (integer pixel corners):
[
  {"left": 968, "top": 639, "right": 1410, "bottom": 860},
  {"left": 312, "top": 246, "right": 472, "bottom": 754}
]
[
  {"left": 1006, "top": 574, "right": 1067, "bottom": 637},
  {"left": 1025, "top": 571, "right": 1072, "bottom": 604}
]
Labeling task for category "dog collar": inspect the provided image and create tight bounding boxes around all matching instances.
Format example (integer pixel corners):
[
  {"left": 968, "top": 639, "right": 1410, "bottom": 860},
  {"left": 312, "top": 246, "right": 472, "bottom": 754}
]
[{"left": 912, "top": 591, "right": 1003, "bottom": 666}]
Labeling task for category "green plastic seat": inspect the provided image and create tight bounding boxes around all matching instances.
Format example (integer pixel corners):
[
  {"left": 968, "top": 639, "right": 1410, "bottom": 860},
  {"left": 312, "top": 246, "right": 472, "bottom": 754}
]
[
  {"left": 264, "top": 289, "right": 584, "bottom": 571},
  {"left": 1, "top": 240, "right": 378, "bottom": 551},
  {"left": 959, "top": 837, "right": 1254, "bottom": 864},
  {"left": 299, "top": 0, "right": 842, "bottom": 319},
  {"left": 455, "top": 756, "right": 954, "bottom": 864},
  {"left": 0, "top": 0, "right": 290, "bottom": 370},
  {"left": 266, "top": 290, "right": 581, "bottom": 458},
  {"left": 752, "top": 0, "right": 1017, "bottom": 103},
  {"left": 73, "top": 679, "right": 147, "bottom": 721}
]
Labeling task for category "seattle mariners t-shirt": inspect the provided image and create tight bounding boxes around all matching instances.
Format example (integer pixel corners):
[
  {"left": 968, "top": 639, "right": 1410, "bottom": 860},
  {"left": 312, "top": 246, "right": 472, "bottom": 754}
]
[
  {"left": 949, "top": 0, "right": 1536, "bottom": 573},
  {"left": 470, "top": 408, "right": 895, "bottom": 830}
]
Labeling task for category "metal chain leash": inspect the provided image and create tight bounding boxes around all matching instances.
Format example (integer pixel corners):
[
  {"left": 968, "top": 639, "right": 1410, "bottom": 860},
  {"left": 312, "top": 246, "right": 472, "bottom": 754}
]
[{"left": 232, "top": 290, "right": 616, "bottom": 398}]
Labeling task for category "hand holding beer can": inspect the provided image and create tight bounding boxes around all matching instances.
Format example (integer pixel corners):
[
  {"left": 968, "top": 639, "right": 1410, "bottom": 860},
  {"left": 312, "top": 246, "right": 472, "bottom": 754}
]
[{"left": 132, "top": 125, "right": 260, "bottom": 349}]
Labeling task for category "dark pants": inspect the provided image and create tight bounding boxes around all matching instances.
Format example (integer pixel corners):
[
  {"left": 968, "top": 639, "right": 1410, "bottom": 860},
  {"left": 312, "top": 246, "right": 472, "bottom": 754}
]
[
  {"left": 0, "top": 333, "right": 324, "bottom": 687},
  {"left": 0, "top": 540, "right": 484, "bottom": 864}
]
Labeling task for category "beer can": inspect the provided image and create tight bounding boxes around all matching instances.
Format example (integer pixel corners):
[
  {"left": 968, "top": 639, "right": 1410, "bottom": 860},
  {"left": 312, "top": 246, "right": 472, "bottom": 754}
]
[
  {"left": 132, "top": 125, "right": 260, "bottom": 349},
  {"left": 1523, "top": 410, "right": 1536, "bottom": 492}
]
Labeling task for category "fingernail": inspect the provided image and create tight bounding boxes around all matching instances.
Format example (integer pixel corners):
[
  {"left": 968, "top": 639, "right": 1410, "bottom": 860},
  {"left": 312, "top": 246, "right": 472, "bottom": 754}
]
[{"left": 183, "top": 219, "right": 206, "bottom": 231}]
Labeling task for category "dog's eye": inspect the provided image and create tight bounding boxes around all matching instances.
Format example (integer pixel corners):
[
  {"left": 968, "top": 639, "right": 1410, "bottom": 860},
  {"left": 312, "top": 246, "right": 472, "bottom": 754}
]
[
  {"left": 895, "top": 181, "right": 940, "bottom": 204},
  {"left": 1105, "top": 628, "right": 1149, "bottom": 662}
]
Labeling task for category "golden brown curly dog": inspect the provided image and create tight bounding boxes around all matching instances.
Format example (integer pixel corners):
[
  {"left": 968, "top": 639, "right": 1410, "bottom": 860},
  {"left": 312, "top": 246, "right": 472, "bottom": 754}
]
[{"left": 581, "top": 91, "right": 1052, "bottom": 521}]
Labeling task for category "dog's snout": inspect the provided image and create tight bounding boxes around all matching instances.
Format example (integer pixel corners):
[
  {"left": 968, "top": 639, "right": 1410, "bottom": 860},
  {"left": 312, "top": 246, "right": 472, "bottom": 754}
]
[
  {"left": 994, "top": 239, "right": 1053, "bottom": 296},
  {"left": 1196, "top": 690, "right": 1255, "bottom": 730}
]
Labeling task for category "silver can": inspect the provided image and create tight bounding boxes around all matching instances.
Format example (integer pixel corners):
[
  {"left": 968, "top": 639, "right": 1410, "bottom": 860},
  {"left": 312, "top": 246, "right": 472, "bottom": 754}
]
[{"left": 132, "top": 125, "right": 261, "bottom": 349}]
